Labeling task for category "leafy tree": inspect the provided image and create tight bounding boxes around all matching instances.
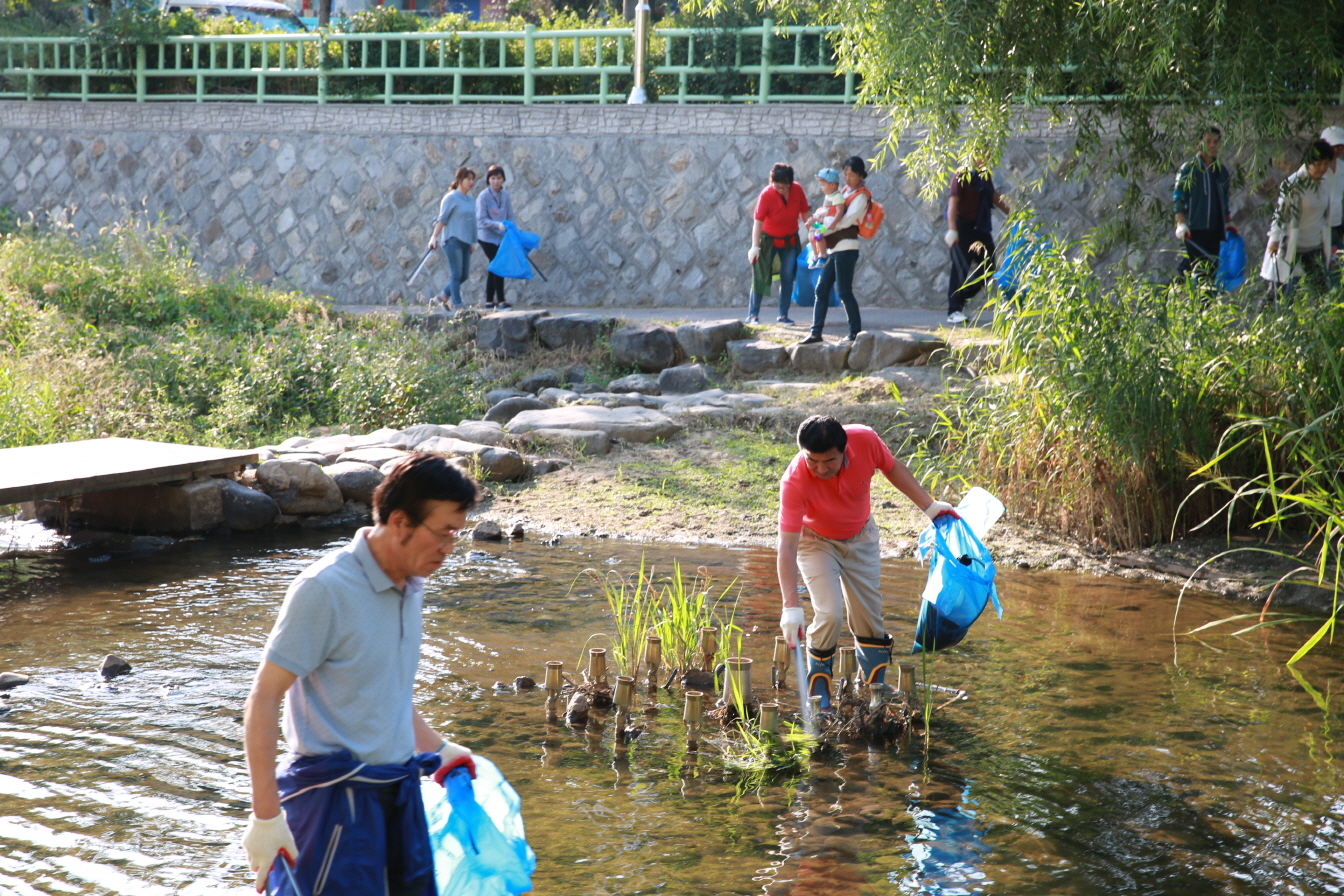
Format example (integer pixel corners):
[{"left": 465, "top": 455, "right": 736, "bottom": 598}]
[{"left": 697, "top": 0, "right": 1344, "bottom": 199}]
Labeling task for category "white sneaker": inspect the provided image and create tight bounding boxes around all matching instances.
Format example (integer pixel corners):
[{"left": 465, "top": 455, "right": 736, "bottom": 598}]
[{"left": 946, "top": 311, "right": 966, "bottom": 324}]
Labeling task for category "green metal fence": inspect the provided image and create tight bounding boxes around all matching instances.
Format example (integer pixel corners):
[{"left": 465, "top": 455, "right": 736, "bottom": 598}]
[{"left": 0, "top": 20, "right": 854, "bottom": 104}]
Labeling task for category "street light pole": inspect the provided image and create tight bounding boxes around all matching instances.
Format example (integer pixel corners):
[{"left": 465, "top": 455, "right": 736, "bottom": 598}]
[{"left": 627, "top": 0, "right": 650, "bottom": 104}]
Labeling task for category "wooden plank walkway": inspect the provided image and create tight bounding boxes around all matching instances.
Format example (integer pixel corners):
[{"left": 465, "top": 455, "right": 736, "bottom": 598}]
[{"left": 0, "top": 438, "right": 257, "bottom": 505}]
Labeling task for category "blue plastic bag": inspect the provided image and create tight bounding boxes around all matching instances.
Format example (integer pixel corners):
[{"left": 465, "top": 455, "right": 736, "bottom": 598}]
[
  {"left": 424, "top": 756, "right": 536, "bottom": 896},
  {"left": 487, "top": 221, "right": 541, "bottom": 281},
  {"left": 1217, "top": 230, "right": 1247, "bottom": 291},
  {"left": 994, "top": 221, "right": 1057, "bottom": 301},
  {"left": 789, "top": 253, "right": 841, "bottom": 308},
  {"left": 913, "top": 514, "right": 1002, "bottom": 653}
]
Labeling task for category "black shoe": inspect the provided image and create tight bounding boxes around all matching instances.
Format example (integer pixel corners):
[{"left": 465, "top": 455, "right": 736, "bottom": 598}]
[
  {"left": 495, "top": 302, "right": 512, "bottom": 310},
  {"left": 796, "top": 335, "right": 823, "bottom": 346},
  {"left": 839, "top": 334, "right": 857, "bottom": 345}
]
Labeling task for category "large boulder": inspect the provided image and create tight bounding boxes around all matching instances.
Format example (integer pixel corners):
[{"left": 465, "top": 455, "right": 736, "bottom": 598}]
[
  {"left": 417, "top": 437, "right": 528, "bottom": 481},
  {"left": 349, "top": 427, "right": 407, "bottom": 449},
  {"left": 484, "top": 387, "right": 528, "bottom": 407},
  {"left": 476, "top": 310, "right": 550, "bottom": 357},
  {"left": 873, "top": 367, "right": 949, "bottom": 394},
  {"left": 0, "top": 672, "right": 29, "bottom": 690},
  {"left": 68, "top": 479, "right": 225, "bottom": 534},
  {"left": 518, "top": 370, "right": 561, "bottom": 393},
  {"left": 537, "top": 387, "right": 580, "bottom": 405},
  {"left": 455, "top": 422, "right": 509, "bottom": 446},
  {"left": 325, "top": 461, "right": 385, "bottom": 505},
  {"left": 256, "top": 459, "right": 344, "bottom": 515},
  {"left": 517, "top": 428, "right": 612, "bottom": 456},
  {"left": 728, "top": 339, "right": 788, "bottom": 373},
  {"left": 220, "top": 478, "right": 280, "bottom": 531},
  {"left": 338, "top": 447, "right": 410, "bottom": 468},
  {"left": 608, "top": 373, "right": 660, "bottom": 395},
  {"left": 393, "top": 424, "right": 459, "bottom": 450},
  {"left": 536, "top": 314, "right": 618, "bottom": 350},
  {"left": 505, "top": 406, "right": 681, "bottom": 444},
  {"left": 788, "top": 341, "right": 851, "bottom": 373},
  {"left": 658, "top": 363, "right": 715, "bottom": 394},
  {"left": 610, "top": 323, "right": 684, "bottom": 373},
  {"left": 484, "top": 396, "right": 551, "bottom": 424},
  {"left": 302, "top": 433, "right": 357, "bottom": 459},
  {"left": 847, "top": 330, "right": 942, "bottom": 371},
  {"left": 676, "top": 320, "right": 744, "bottom": 362}
]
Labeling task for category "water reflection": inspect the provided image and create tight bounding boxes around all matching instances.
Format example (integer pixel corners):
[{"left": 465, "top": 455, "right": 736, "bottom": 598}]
[{"left": 0, "top": 527, "right": 1339, "bottom": 895}]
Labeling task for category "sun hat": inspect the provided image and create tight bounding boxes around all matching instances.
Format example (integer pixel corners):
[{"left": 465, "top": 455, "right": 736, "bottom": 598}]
[{"left": 1321, "top": 126, "right": 1344, "bottom": 146}]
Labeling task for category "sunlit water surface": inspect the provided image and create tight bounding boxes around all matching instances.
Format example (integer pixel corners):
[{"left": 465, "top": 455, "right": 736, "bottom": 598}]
[{"left": 0, "top": 524, "right": 1340, "bottom": 895}]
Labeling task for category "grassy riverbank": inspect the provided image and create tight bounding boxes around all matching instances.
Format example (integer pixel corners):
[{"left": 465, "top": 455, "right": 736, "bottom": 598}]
[{"left": 0, "top": 217, "right": 487, "bottom": 448}]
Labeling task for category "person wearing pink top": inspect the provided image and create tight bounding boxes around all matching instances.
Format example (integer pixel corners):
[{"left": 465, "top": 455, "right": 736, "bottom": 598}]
[{"left": 776, "top": 415, "right": 955, "bottom": 709}]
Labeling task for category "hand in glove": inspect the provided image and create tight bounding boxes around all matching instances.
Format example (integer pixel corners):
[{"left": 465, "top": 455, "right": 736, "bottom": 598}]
[
  {"left": 747, "top": 246, "right": 761, "bottom": 265},
  {"left": 943, "top": 229, "right": 959, "bottom": 249},
  {"left": 780, "top": 606, "right": 805, "bottom": 649},
  {"left": 923, "top": 500, "right": 960, "bottom": 522},
  {"left": 432, "top": 739, "right": 476, "bottom": 785},
  {"left": 242, "top": 811, "right": 298, "bottom": 893},
  {"left": 1175, "top": 223, "right": 1192, "bottom": 242}
]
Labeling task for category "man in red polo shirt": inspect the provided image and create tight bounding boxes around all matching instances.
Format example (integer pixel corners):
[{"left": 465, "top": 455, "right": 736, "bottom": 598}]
[
  {"left": 746, "top": 162, "right": 811, "bottom": 325},
  {"left": 776, "top": 415, "right": 954, "bottom": 708}
]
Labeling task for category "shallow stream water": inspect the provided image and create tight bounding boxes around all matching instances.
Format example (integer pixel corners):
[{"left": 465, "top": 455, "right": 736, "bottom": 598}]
[{"left": 0, "top": 525, "right": 1341, "bottom": 895}]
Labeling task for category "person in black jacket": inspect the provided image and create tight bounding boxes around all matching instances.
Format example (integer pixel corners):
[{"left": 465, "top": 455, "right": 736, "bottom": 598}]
[{"left": 1173, "top": 127, "right": 1235, "bottom": 278}]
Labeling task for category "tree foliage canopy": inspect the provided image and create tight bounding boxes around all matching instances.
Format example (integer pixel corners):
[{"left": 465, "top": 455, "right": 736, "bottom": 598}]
[{"left": 715, "top": 0, "right": 1344, "bottom": 195}]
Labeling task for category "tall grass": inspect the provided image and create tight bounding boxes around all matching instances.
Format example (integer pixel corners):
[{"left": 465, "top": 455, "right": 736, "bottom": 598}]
[
  {"left": 925, "top": 235, "right": 1316, "bottom": 551},
  {"left": 0, "top": 215, "right": 486, "bottom": 448},
  {"left": 654, "top": 562, "right": 739, "bottom": 672}
]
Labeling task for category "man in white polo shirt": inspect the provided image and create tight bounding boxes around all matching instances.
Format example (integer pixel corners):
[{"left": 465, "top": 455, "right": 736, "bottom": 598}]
[{"left": 241, "top": 452, "right": 480, "bottom": 895}]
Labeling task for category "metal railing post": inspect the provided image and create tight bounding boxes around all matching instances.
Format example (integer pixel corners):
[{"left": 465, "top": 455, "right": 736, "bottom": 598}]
[
  {"left": 627, "top": 1, "right": 649, "bottom": 103},
  {"left": 523, "top": 23, "right": 535, "bottom": 104},
  {"left": 758, "top": 19, "right": 771, "bottom": 104},
  {"left": 135, "top": 44, "right": 147, "bottom": 101}
]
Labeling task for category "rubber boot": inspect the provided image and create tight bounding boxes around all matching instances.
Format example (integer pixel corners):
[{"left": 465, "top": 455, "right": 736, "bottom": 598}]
[
  {"left": 855, "top": 634, "right": 893, "bottom": 688},
  {"left": 807, "top": 644, "right": 835, "bottom": 711}
]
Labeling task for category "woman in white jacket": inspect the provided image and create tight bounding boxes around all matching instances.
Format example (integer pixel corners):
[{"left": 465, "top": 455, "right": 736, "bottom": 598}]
[{"left": 1262, "top": 139, "right": 1334, "bottom": 299}]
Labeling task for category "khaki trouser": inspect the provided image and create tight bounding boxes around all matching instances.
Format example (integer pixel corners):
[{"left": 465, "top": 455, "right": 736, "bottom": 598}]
[{"left": 797, "top": 516, "right": 885, "bottom": 651}]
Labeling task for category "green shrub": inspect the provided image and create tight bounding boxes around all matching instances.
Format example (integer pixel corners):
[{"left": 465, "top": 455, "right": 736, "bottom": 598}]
[{"left": 0, "top": 217, "right": 485, "bottom": 449}]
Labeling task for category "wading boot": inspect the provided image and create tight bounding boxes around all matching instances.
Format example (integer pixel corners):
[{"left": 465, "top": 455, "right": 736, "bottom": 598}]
[
  {"left": 856, "top": 634, "right": 893, "bottom": 704},
  {"left": 807, "top": 644, "right": 836, "bottom": 712}
]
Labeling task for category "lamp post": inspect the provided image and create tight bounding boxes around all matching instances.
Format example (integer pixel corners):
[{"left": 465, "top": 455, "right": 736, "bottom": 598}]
[{"left": 627, "top": 0, "right": 651, "bottom": 104}]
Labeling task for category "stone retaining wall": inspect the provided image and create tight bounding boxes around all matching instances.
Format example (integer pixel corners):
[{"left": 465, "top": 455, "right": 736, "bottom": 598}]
[{"left": 0, "top": 102, "right": 1278, "bottom": 309}]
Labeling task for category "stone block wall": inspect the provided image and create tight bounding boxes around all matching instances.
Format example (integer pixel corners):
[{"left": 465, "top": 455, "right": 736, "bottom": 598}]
[{"left": 0, "top": 102, "right": 1279, "bottom": 309}]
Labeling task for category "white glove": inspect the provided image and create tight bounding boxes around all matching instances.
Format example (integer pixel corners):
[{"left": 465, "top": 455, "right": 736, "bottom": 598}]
[
  {"left": 780, "top": 606, "right": 805, "bottom": 648},
  {"left": 944, "top": 229, "right": 959, "bottom": 248},
  {"left": 747, "top": 246, "right": 761, "bottom": 264},
  {"left": 432, "top": 739, "right": 476, "bottom": 784},
  {"left": 1175, "top": 223, "right": 1191, "bottom": 242},
  {"left": 923, "top": 500, "right": 958, "bottom": 522},
  {"left": 242, "top": 811, "right": 298, "bottom": 892}
]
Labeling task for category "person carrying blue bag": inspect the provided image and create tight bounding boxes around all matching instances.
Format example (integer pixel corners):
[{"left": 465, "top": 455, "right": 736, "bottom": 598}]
[
  {"left": 242, "top": 453, "right": 483, "bottom": 896},
  {"left": 426, "top": 757, "right": 536, "bottom": 896}
]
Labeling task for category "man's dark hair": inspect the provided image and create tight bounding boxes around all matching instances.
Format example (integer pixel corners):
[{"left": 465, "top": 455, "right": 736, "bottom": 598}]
[
  {"left": 486, "top": 164, "right": 506, "bottom": 182},
  {"left": 373, "top": 452, "right": 480, "bottom": 525},
  {"left": 1203, "top": 125, "right": 1222, "bottom": 138},
  {"left": 770, "top": 163, "right": 795, "bottom": 185},
  {"left": 797, "top": 415, "right": 847, "bottom": 454},
  {"left": 1307, "top": 139, "right": 1334, "bottom": 165}
]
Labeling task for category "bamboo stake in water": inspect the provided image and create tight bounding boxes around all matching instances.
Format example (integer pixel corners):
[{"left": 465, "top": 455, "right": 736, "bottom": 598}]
[{"left": 792, "top": 641, "right": 815, "bottom": 736}]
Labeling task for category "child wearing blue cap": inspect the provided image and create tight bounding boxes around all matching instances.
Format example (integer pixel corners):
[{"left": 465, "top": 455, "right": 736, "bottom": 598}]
[{"left": 807, "top": 168, "right": 843, "bottom": 268}]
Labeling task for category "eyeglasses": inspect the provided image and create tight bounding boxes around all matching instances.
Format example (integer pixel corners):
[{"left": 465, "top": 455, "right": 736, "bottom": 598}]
[{"left": 418, "top": 523, "right": 460, "bottom": 549}]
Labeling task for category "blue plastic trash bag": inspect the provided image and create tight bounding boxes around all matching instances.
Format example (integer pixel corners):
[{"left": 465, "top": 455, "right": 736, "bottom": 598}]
[
  {"left": 994, "top": 221, "right": 1056, "bottom": 302},
  {"left": 790, "top": 253, "right": 841, "bottom": 308},
  {"left": 424, "top": 756, "right": 536, "bottom": 896},
  {"left": 913, "top": 513, "right": 1003, "bottom": 653},
  {"left": 1217, "top": 230, "right": 1247, "bottom": 291},
  {"left": 487, "top": 221, "right": 541, "bottom": 281}
]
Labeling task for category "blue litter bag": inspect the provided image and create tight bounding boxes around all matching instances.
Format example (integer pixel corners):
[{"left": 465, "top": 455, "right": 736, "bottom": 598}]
[
  {"left": 487, "top": 221, "right": 541, "bottom": 281},
  {"left": 994, "top": 221, "right": 1056, "bottom": 301},
  {"left": 424, "top": 756, "right": 536, "bottom": 896},
  {"left": 1217, "top": 230, "right": 1247, "bottom": 291},
  {"left": 913, "top": 514, "right": 1002, "bottom": 653},
  {"left": 790, "top": 254, "right": 841, "bottom": 308}
]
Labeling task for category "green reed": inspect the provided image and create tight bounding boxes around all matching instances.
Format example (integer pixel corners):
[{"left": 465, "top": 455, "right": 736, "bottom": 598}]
[{"left": 653, "top": 562, "right": 739, "bottom": 673}]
